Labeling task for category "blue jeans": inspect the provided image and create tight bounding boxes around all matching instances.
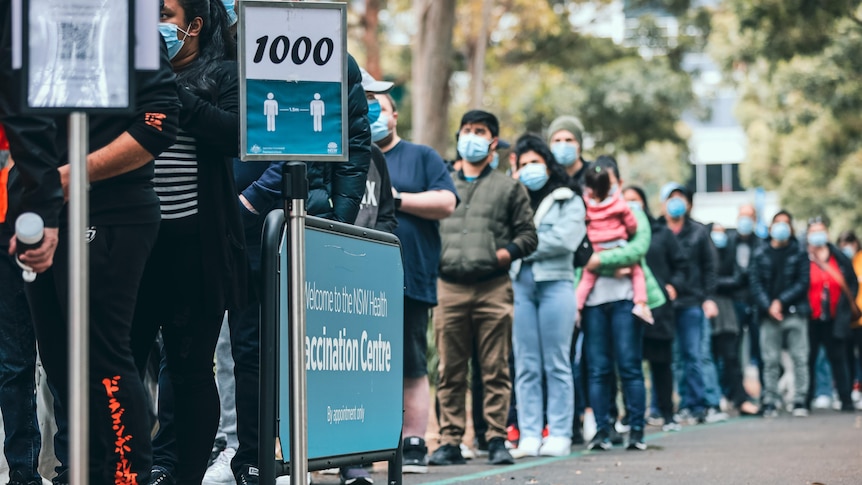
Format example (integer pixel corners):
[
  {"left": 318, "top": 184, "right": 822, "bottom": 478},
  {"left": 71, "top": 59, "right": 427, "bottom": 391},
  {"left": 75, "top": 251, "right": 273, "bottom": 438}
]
[
  {"left": 700, "top": 315, "right": 722, "bottom": 408},
  {"left": 0, "top": 252, "right": 41, "bottom": 480},
  {"left": 814, "top": 346, "right": 834, "bottom": 398},
  {"left": 583, "top": 300, "right": 645, "bottom": 432},
  {"left": 512, "top": 267, "right": 575, "bottom": 439},
  {"left": 674, "top": 306, "right": 707, "bottom": 413}
]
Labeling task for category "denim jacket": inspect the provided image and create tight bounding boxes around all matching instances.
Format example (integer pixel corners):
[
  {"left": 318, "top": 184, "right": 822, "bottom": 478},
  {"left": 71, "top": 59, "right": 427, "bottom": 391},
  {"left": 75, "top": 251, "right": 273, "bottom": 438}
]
[{"left": 511, "top": 187, "right": 586, "bottom": 282}]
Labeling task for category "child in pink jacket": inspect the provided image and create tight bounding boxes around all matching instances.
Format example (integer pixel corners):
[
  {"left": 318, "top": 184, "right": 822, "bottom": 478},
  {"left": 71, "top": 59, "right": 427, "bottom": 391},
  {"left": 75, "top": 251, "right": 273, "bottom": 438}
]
[{"left": 576, "top": 164, "right": 653, "bottom": 323}]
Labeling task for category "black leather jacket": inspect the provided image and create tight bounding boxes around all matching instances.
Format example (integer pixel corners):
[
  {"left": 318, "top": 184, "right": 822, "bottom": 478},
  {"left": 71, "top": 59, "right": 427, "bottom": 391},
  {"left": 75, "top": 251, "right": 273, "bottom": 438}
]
[{"left": 749, "top": 237, "right": 810, "bottom": 317}]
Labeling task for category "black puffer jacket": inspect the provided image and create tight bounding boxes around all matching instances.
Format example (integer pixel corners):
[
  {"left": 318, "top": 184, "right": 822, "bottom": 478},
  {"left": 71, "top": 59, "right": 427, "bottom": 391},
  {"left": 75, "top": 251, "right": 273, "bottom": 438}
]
[
  {"left": 749, "top": 237, "right": 810, "bottom": 317},
  {"left": 658, "top": 217, "right": 717, "bottom": 308},
  {"left": 644, "top": 217, "right": 688, "bottom": 340}
]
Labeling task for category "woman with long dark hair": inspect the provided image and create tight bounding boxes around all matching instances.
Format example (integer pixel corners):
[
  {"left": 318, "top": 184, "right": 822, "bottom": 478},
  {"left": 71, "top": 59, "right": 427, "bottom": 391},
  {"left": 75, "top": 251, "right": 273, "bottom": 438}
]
[
  {"left": 130, "top": 1, "right": 246, "bottom": 483},
  {"left": 508, "top": 134, "right": 586, "bottom": 457}
]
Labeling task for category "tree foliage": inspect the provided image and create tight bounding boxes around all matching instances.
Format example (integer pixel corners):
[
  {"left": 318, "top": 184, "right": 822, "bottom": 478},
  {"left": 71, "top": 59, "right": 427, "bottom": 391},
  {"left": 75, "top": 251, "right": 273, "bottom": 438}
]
[{"left": 712, "top": 1, "right": 862, "bottom": 232}]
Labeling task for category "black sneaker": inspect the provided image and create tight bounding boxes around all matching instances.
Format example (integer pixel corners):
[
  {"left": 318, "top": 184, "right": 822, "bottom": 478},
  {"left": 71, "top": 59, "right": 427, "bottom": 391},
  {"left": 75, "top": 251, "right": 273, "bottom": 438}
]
[
  {"left": 8, "top": 470, "right": 43, "bottom": 485},
  {"left": 626, "top": 429, "right": 646, "bottom": 451},
  {"left": 51, "top": 469, "right": 69, "bottom": 485},
  {"left": 474, "top": 435, "right": 489, "bottom": 457},
  {"left": 402, "top": 436, "right": 430, "bottom": 473},
  {"left": 487, "top": 437, "right": 514, "bottom": 465},
  {"left": 150, "top": 466, "right": 175, "bottom": 485},
  {"left": 608, "top": 425, "right": 624, "bottom": 445},
  {"left": 340, "top": 465, "right": 373, "bottom": 485},
  {"left": 428, "top": 444, "right": 465, "bottom": 466},
  {"left": 587, "top": 429, "right": 612, "bottom": 451},
  {"left": 762, "top": 404, "right": 778, "bottom": 418},
  {"left": 235, "top": 464, "right": 260, "bottom": 485},
  {"left": 208, "top": 436, "right": 228, "bottom": 467}
]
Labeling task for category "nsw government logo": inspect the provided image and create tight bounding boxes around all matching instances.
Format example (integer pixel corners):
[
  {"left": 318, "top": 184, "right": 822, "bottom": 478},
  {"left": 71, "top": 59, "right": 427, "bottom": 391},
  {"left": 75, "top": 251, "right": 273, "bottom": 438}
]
[
  {"left": 327, "top": 142, "right": 338, "bottom": 154},
  {"left": 250, "top": 144, "right": 262, "bottom": 154}
]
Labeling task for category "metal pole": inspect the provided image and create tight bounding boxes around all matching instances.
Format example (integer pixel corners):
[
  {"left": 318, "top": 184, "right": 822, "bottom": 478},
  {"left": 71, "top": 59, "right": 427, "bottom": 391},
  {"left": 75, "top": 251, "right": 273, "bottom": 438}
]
[
  {"left": 68, "top": 111, "right": 89, "bottom": 485},
  {"left": 284, "top": 162, "right": 308, "bottom": 485}
]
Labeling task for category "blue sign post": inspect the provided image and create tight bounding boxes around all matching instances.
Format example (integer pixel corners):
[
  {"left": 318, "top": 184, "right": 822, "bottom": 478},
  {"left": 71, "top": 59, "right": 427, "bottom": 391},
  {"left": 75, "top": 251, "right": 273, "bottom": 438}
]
[{"left": 238, "top": 1, "right": 348, "bottom": 161}]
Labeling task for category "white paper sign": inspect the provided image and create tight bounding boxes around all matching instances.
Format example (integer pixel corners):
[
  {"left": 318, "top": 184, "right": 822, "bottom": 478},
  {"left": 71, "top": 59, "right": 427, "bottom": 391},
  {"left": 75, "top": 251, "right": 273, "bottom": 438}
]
[
  {"left": 243, "top": 6, "right": 342, "bottom": 82},
  {"left": 135, "top": 0, "right": 159, "bottom": 70},
  {"left": 27, "top": 0, "right": 130, "bottom": 110}
]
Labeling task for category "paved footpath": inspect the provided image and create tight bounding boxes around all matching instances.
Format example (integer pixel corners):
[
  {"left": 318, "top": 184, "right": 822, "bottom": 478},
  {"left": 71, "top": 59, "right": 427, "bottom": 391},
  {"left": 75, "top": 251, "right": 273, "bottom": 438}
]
[{"left": 312, "top": 411, "right": 862, "bottom": 485}]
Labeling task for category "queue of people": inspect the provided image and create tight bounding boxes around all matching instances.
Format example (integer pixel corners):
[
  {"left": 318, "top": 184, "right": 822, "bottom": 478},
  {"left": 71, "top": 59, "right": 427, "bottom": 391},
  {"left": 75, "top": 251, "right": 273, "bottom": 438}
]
[{"left": 2, "top": 1, "right": 862, "bottom": 485}]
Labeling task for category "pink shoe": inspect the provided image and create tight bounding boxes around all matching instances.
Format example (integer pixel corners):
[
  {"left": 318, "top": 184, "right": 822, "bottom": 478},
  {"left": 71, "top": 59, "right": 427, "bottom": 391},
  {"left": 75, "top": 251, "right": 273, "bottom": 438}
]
[{"left": 633, "top": 303, "right": 654, "bottom": 324}]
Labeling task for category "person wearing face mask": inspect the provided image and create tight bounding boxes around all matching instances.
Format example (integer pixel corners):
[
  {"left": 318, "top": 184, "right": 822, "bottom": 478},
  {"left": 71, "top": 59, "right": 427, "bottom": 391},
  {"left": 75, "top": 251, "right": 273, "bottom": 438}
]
[
  {"left": 837, "top": 230, "right": 862, "bottom": 409},
  {"left": 432, "top": 110, "right": 537, "bottom": 467},
  {"left": 803, "top": 217, "right": 858, "bottom": 413},
  {"left": 547, "top": 115, "right": 588, "bottom": 186},
  {"left": 1, "top": 0, "right": 180, "bottom": 483},
  {"left": 134, "top": 1, "right": 247, "bottom": 484},
  {"left": 505, "top": 134, "right": 585, "bottom": 458},
  {"left": 748, "top": 211, "right": 811, "bottom": 417},
  {"left": 658, "top": 183, "right": 720, "bottom": 425},
  {"left": 727, "top": 204, "right": 766, "bottom": 382},
  {"left": 709, "top": 223, "right": 759, "bottom": 416},
  {"left": 363, "top": 79, "right": 458, "bottom": 474},
  {"left": 577, "top": 161, "right": 652, "bottom": 325}
]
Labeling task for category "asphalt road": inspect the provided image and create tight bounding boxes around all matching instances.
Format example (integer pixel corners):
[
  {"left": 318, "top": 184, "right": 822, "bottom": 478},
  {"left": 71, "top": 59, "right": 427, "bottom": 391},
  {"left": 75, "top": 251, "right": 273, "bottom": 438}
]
[{"left": 311, "top": 410, "right": 862, "bottom": 485}]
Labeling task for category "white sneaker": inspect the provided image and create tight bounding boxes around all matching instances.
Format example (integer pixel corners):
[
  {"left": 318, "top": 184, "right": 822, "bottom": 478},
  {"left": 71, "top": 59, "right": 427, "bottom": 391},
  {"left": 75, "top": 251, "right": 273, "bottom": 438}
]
[
  {"left": 275, "top": 473, "right": 312, "bottom": 484},
  {"left": 459, "top": 443, "right": 475, "bottom": 460},
  {"left": 318, "top": 468, "right": 339, "bottom": 475},
  {"left": 539, "top": 436, "right": 572, "bottom": 457},
  {"left": 203, "top": 448, "right": 236, "bottom": 485},
  {"left": 852, "top": 389, "right": 862, "bottom": 403},
  {"left": 583, "top": 410, "right": 597, "bottom": 442},
  {"left": 614, "top": 420, "right": 631, "bottom": 434},
  {"left": 509, "top": 436, "right": 541, "bottom": 458}
]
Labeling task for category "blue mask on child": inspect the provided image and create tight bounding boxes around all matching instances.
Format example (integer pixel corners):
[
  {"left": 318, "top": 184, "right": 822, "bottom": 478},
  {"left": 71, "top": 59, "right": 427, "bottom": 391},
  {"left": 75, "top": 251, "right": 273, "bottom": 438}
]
[
  {"left": 807, "top": 231, "right": 828, "bottom": 248},
  {"left": 666, "top": 197, "right": 687, "bottom": 219},
  {"left": 519, "top": 163, "right": 549, "bottom": 191}
]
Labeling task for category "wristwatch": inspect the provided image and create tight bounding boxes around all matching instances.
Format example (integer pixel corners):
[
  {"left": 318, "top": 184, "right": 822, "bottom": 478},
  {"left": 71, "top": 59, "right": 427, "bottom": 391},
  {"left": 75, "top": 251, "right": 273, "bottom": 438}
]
[{"left": 393, "top": 190, "right": 402, "bottom": 210}]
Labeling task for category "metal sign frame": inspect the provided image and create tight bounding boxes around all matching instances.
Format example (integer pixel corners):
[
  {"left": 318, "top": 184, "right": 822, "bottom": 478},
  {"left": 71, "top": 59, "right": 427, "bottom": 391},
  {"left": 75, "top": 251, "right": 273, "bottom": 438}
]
[
  {"left": 21, "top": 0, "right": 135, "bottom": 114},
  {"left": 238, "top": 0, "right": 348, "bottom": 162}
]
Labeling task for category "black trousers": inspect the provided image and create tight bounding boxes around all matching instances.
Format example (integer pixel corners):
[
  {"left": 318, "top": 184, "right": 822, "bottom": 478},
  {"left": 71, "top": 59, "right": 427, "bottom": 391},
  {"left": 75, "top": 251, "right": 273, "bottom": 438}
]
[
  {"left": 711, "top": 333, "right": 749, "bottom": 407},
  {"left": 130, "top": 227, "right": 223, "bottom": 484},
  {"left": 27, "top": 222, "right": 158, "bottom": 485},
  {"left": 644, "top": 338, "right": 674, "bottom": 421},
  {"left": 807, "top": 321, "right": 852, "bottom": 408}
]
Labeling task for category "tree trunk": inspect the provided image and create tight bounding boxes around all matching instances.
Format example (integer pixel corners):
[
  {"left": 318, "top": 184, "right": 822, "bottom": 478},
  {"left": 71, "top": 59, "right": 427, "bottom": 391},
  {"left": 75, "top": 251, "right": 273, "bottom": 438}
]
[
  {"left": 469, "top": 0, "right": 494, "bottom": 109},
  {"left": 411, "top": 0, "right": 457, "bottom": 156},
  {"left": 361, "top": 0, "right": 382, "bottom": 79}
]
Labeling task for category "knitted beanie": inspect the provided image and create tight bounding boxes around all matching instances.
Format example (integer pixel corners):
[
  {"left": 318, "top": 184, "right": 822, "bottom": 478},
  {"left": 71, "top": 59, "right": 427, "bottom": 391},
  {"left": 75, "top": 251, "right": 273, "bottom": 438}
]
[{"left": 547, "top": 115, "right": 584, "bottom": 147}]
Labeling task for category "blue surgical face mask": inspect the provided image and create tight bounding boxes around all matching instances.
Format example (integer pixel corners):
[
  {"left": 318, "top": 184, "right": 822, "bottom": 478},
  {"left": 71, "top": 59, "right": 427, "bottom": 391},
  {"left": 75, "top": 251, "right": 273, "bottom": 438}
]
[
  {"left": 551, "top": 142, "right": 577, "bottom": 167},
  {"left": 666, "top": 197, "right": 687, "bottom": 219},
  {"left": 737, "top": 216, "right": 754, "bottom": 236},
  {"left": 366, "top": 99, "right": 381, "bottom": 123},
  {"left": 457, "top": 133, "right": 492, "bottom": 164},
  {"left": 222, "top": 0, "right": 238, "bottom": 26},
  {"left": 158, "top": 23, "right": 191, "bottom": 60},
  {"left": 842, "top": 246, "right": 856, "bottom": 259},
  {"left": 519, "top": 163, "right": 549, "bottom": 192},
  {"left": 770, "top": 222, "right": 791, "bottom": 242},
  {"left": 711, "top": 231, "right": 728, "bottom": 249},
  {"left": 807, "top": 231, "right": 829, "bottom": 248},
  {"left": 627, "top": 201, "right": 643, "bottom": 212},
  {"left": 490, "top": 152, "right": 500, "bottom": 170},
  {"left": 370, "top": 113, "right": 390, "bottom": 142},
  {"left": 609, "top": 183, "right": 619, "bottom": 198}
]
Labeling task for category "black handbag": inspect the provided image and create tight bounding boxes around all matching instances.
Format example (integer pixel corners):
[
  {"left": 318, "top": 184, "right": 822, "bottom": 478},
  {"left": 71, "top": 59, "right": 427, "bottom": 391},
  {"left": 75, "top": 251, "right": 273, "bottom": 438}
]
[{"left": 573, "top": 235, "right": 593, "bottom": 268}]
